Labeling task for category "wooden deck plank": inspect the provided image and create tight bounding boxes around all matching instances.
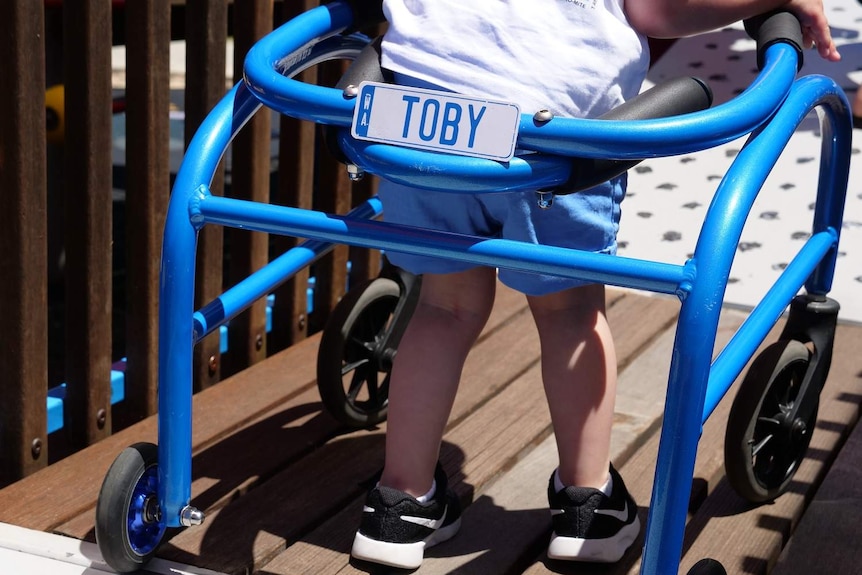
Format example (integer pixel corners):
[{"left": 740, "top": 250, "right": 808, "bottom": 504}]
[
  {"left": 518, "top": 320, "right": 862, "bottom": 575},
  {"left": 355, "top": 307, "right": 706, "bottom": 575},
  {"left": 155, "top": 290, "right": 678, "bottom": 572},
  {"left": 42, "top": 284, "right": 593, "bottom": 540},
  {"left": 155, "top": 299, "right": 553, "bottom": 573},
  {"left": 676, "top": 322, "right": 862, "bottom": 575},
  {"left": 772, "top": 379, "right": 862, "bottom": 575},
  {"left": 50, "top": 282, "right": 533, "bottom": 542},
  {"left": 0, "top": 333, "right": 323, "bottom": 533},
  {"left": 252, "top": 292, "right": 681, "bottom": 575},
  {"left": 249, "top": 360, "right": 551, "bottom": 575},
  {"left": 5, "top": 286, "right": 858, "bottom": 575},
  {"left": 517, "top": 313, "right": 781, "bottom": 575}
]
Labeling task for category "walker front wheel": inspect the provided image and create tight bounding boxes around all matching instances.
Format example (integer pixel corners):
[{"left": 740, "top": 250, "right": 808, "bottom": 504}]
[
  {"left": 724, "top": 340, "right": 816, "bottom": 503},
  {"left": 317, "top": 278, "right": 401, "bottom": 427},
  {"left": 95, "top": 442, "right": 167, "bottom": 573}
]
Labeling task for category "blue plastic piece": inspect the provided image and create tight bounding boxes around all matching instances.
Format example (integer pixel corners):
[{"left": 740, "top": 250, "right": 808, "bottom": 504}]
[{"left": 46, "top": 367, "right": 127, "bottom": 435}]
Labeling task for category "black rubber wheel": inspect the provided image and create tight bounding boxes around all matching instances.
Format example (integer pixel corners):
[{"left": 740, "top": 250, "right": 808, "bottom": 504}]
[
  {"left": 687, "top": 558, "right": 728, "bottom": 575},
  {"left": 95, "top": 442, "right": 167, "bottom": 573},
  {"left": 317, "top": 278, "right": 401, "bottom": 427},
  {"left": 724, "top": 340, "right": 816, "bottom": 503}
]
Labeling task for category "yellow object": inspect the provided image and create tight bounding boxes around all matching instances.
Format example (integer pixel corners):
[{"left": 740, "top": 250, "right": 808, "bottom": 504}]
[{"left": 45, "top": 84, "right": 65, "bottom": 144}]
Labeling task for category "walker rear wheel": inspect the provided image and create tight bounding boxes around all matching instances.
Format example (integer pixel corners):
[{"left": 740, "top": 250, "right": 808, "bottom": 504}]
[
  {"left": 317, "top": 278, "right": 401, "bottom": 427},
  {"left": 724, "top": 340, "right": 816, "bottom": 503}
]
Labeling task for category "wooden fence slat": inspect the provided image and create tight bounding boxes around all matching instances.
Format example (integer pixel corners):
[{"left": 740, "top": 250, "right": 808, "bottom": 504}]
[
  {"left": 309, "top": 59, "right": 353, "bottom": 333},
  {"left": 223, "top": 0, "right": 274, "bottom": 376},
  {"left": 0, "top": 2, "right": 49, "bottom": 487},
  {"left": 184, "top": 0, "right": 228, "bottom": 391},
  {"left": 347, "top": 178, "right": 382, "bottom": 287},
  {"left": 117, "top": 0, "right": 172, "bottom": 426},
  {"left": 269, "top": 0, "right": 320, "bottom": 352},
  {"left": 62, "top": 0, "right": 114, "bottom": 449}
]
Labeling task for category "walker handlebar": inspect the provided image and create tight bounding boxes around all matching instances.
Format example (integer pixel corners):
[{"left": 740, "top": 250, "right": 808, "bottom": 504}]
[
  {"left": 560, "top": 77, "right": 713, "bottom": 194},
  {"left": 242, "top": 2, "right": 805, "bottom": 193},
  {"left": 744, "top": 10, "right": 805, "bottom": 70}
]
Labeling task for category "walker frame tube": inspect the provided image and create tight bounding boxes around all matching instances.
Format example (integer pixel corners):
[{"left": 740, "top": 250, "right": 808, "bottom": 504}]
[
  {"left": 640, "top": 74, "right": 851, "bottom": 574},
  {"left": 191, "top": 199, "right": 383, "bottom": 343},
  {"left": 700, "top": 75, "right": 851, "bottom": 420},
  {"left": 156, "top": 30, "right": 371, "bottom": 526},
  {"left": 152, "top": 7, "right": 852, "bottom": 575}
]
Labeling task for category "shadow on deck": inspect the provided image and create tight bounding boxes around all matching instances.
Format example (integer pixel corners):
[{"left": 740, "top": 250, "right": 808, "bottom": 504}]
[{"left": 1, "top": 285, "right": 861, "bottom": 575}]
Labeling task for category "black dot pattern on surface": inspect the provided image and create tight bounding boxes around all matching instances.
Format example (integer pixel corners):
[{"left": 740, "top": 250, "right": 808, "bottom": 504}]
[{"left": 614, "top": 8, "right": 861, "bottom": 321}]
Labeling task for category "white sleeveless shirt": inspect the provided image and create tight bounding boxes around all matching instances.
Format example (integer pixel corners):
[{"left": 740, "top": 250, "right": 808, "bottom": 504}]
[{"left": 380, "top": 0, "right": 650, "bottom": 119}]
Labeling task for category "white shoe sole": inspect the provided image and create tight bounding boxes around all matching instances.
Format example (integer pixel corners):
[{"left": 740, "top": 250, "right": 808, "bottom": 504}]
[
  {"left": 547, "top": 515, "right": 641, "bottom": 563},
  {"left": 351, "top": 517, "right": 462, "bottom": 569}
]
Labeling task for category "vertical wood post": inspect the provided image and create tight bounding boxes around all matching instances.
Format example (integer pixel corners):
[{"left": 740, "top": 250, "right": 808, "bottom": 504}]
[
  {"left": 0, "top": 2, "right": 49, "bottom": 486},
  {"left": 270, "top": 0, "right": 319, "bottom": 351},
  {"left": 119, "top": 0, "right": 171, "bottom": 425},
  {"left": 63, "top": 0, "right": 113, "bottom": 448},
  {"left": 311, "top": 58, "right": 353, "bottom": 332},
  {"left": 224, "top": 0, "right": 274, "bottom": 375},
  {"left": 185, "top": 0, "right": 228, "bottom": 391}
]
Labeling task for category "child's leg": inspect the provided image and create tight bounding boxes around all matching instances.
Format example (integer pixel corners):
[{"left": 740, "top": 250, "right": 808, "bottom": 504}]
[
  {"left": 380, "top": 266, "right": 498, "bottom": 496},
  {"left": 527, "top": 283, "right": 617, "bottom": 489}
]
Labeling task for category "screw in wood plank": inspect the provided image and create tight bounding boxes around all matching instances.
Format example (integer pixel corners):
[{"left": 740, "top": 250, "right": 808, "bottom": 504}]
[
  {"left": 31, "top": 438, "right": 42, "bottom": 460},
  {"left": 96, "top": 408, "right": 107, "bottom": 429},
  {"left": 256, "top": 333, "right": 264, "bottom": 351},
  {"left": 208, "top": 355, "right": 218, "bottom": 375}
]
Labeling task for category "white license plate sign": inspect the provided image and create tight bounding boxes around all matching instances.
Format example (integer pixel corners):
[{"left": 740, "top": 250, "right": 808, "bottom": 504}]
[{"left": 351, "top": 82, "right": 520, "bottom": 162}]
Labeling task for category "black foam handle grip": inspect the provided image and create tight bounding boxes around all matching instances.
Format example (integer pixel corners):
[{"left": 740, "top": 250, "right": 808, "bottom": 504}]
[
  {"left": 327, "top": 37, "right": 391, "bottom": 164},
  {"left": 335, "top": 36, "right": 390, "bottom": 89},
  {"left": 743, "top": 10, "right": 804, "bottom": 70},
  {"left": 558, "top": 76, "right": 713, "bottom": 195},
  {"left": 341, "top": 0, "right": 386, "bottom": 31}
]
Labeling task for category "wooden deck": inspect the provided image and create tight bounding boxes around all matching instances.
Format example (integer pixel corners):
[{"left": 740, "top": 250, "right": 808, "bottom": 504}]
[{"left": 1, "top": 285, "right": 861, "bottom": 575}]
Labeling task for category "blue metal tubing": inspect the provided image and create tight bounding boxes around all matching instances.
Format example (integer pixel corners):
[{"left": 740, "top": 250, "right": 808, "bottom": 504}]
[
  {"left": 639, "top": 75, "right": 851, "bottom": 574},
  {"left": 703, "top": 75, "right": 851, "bottom": 421},
  {"left": 195, "top": 193, "right": 692, "bottom": 296},
  {"left": 243, "top": 2, "right": 357, "bottom": 126},
  {"left": 704, "top": 229, "right": 836, "bottom": 418},
  {"left": 192, "top": 199, "right": 383, "bottom": 343},
  {"left": 245, "top": 1, "right": 796, "bottom": 165},
  {"left": 154, "top": 4, "right": 851, "bottom": 563},
  {"left": 157, "top": 81, "right": 262, "bottom": 526}
]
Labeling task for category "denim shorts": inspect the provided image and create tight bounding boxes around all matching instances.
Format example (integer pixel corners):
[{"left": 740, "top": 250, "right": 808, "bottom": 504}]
[{"left": 377, "top": 175, "right": 626, "bottom": 296}]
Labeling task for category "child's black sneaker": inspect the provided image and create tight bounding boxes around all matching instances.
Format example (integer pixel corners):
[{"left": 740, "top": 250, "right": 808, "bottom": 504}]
[
  {"left": 547, "top": 464, "right": 640, "bottom": 562},
  {"left": 351, "top": 462, "right": 462, "bottom": 569}
]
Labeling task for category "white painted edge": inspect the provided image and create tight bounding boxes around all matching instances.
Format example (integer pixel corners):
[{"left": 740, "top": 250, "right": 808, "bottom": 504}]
[{"left": 0, "top": 522, "right": 227, "bottom": 575}]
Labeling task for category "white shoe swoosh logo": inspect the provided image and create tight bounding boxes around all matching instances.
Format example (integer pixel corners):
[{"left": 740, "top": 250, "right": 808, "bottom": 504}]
[
  {"left": 594, "top": 500, "right": 630, "bottom": 522},
  {"left": 400, "top": 505, "right": 447, "bottom": 530}
]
